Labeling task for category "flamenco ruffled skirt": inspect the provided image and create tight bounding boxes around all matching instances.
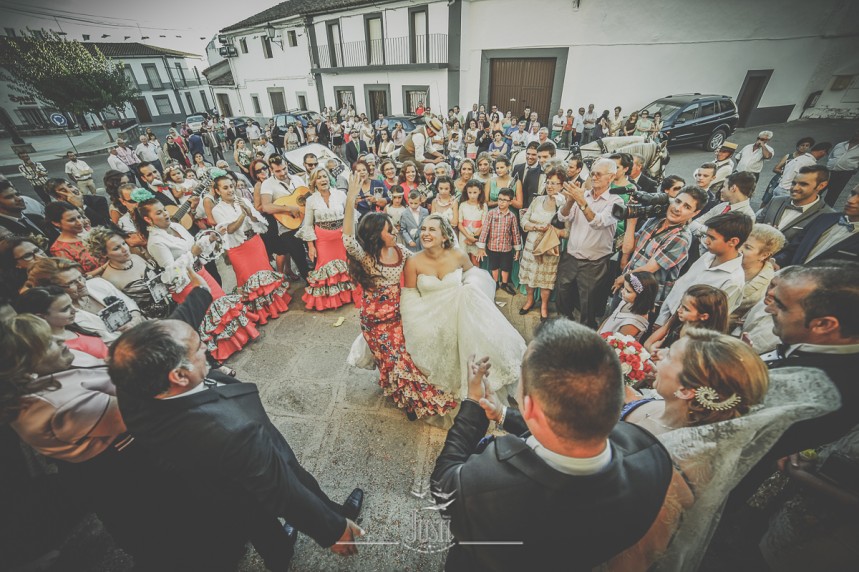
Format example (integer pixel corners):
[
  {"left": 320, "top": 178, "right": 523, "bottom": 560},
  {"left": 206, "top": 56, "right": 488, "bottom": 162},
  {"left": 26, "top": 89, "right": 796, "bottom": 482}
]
[
  {"left": 173, "top": 267, "right": 260, "bottom": 362},
  {"left": 301, "top": 226, "right": 361, "bottom": 311},
  {"left": 228, "top": 234, "right": 292, "bottom": 324},
  {"left": 359, "top": 285, "right": 457, "bottom": 418}
]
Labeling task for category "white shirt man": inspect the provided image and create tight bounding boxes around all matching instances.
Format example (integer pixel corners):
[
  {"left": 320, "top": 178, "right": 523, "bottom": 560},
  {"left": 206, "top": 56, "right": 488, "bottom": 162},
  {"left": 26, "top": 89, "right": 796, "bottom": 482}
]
[
  {"left": 135, "top": 138, "right": 160, "bottom": 162},
  {"left": 735, "top": 132, "right": 774, "bottom": 175},
  {"left": 245, "top": 122, "right": 262, "bottom": 143},
  {"left": 655, "top": 249, "right": 745, "bottom": 326},
  {"left": 511, "top": 123, "right": 529, "bottom": 150},
  {"left": 260, "top": 168, "right": 306, "bottom": 234},
  {"left": 551, "top": 111, "right": 565, "bottom": 134},
  {"left": 107, "top": 148, "right": 131, "bottom": 174},
  {"left": 572, "top": 113, "right": 585, "bottom": 138}
]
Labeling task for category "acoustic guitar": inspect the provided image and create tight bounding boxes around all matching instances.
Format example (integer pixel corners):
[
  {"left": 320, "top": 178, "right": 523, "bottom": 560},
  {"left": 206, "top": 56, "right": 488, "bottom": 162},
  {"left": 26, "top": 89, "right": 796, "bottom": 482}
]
[
  {"left": 164, "top": 174, "right": 211, "bottom": 230},
  {"left": 273, "top": 186, "right": 312, "bottom": 230}
]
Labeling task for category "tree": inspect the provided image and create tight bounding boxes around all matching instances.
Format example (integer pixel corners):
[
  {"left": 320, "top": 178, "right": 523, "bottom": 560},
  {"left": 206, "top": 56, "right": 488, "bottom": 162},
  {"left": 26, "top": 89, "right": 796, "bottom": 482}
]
[{"left": 0, "top": 31, "right": 139, "bottom": 142}]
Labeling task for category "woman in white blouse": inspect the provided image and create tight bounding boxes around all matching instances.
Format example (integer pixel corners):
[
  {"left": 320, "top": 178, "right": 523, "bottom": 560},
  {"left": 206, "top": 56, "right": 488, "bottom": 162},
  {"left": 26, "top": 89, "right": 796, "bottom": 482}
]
[
  {"left": 297, "top": 168, "right": 361, "bottom": 311},
  {"left": 211, "top": 172, "right": 292, "bottom": 322},
  {"left": 135, "top": 197, "right": 260, "bottom": 362}
]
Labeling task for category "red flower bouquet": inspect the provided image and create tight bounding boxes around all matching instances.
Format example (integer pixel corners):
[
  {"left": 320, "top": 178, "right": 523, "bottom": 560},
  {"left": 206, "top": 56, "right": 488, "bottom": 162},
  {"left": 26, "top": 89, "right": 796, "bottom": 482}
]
[{"left": 600, "top": 332, "right": 655, "bottom": 386}]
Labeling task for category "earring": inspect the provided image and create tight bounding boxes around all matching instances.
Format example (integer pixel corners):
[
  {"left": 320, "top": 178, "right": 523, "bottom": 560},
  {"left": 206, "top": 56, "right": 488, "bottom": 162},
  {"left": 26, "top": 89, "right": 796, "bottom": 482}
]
[{"left": 673, "top": 389, "right": 685, "bottom": 399}]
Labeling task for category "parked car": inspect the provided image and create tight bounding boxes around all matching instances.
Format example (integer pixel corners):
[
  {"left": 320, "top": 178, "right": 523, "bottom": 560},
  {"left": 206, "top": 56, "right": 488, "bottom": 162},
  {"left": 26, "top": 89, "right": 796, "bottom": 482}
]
[
  {"left": 640, "top": 94, "right": 739, "bottom": 151},
  {"left": 281, "top": 143, "right": 350, "bottom": 179},
  {"left": 273, "top": 110, "right": 324, "bottom": 131},
  {"left": 384, "top": 115, "right": 424, "bottom": 136},
  {"left": 185, "top": 114, "right": 206, "bottom": 132}
]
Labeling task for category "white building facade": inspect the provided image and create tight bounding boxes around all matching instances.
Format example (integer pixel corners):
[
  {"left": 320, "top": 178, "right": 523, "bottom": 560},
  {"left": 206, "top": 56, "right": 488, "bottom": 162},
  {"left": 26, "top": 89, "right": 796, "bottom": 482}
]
[{"left": 216, "top": 0, "right": 859, "bottom": 125}]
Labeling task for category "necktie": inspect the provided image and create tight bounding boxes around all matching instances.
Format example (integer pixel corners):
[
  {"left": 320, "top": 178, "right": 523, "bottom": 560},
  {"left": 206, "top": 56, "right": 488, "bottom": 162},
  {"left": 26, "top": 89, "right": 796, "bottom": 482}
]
[
  {"left": 837, "top": 215, "right": 856, "bottom": 232},
  {"left": 721, "top": 204, "right": 731, "bottom": 214}
]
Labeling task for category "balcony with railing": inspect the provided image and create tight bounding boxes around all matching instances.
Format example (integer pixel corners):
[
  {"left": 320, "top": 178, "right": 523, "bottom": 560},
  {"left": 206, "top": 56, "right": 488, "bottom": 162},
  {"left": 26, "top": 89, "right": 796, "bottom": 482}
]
[{"left": 315, "top": 34, "right": 448, "bottom": 71}]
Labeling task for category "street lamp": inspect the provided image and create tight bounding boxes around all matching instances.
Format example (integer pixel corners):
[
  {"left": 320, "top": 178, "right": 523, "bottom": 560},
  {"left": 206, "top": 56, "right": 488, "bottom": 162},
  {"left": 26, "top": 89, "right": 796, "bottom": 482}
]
[{"left": 265, "top": 23, "right": 284, "bottom": 49}]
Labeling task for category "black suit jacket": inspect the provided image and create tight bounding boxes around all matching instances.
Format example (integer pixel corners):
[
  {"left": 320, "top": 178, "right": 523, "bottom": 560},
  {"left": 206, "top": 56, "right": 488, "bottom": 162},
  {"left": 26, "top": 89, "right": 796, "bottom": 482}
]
[
  {"left": 0, "top": 212, "right": 50, "bottom": 239},
  {"left": 776, "top": 212, "right": 859, "bottom": 266},
  {"left": 512, "top": 163, "right": 541, "bottom": 208},
  {"left": 117, "top": 381, "right": 347, "bottom": 548},
  {"left": 431, "top": 401, "right": 672, "bottom": 572},
  {"left": 633, "top": 173, "right": 657, "bottom": 194},
  {"left": 756, "top": 196, "right": 834, "bottom": 243},
  {"left": 344, "top": 139, "right": 369, "bottom": 166}
]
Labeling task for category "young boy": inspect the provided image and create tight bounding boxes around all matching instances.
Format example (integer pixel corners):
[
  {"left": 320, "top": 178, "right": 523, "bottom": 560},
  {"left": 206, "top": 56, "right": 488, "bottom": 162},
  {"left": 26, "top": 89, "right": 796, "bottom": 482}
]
[
  {"left": 477, "top": 187, "right": 523, "bottom": 295},
  {"left": 400, "top": 189, "right": 428, "bottom": 252},
  {"left": 655, "top": 211, "right": 751, "bottom": 326}
]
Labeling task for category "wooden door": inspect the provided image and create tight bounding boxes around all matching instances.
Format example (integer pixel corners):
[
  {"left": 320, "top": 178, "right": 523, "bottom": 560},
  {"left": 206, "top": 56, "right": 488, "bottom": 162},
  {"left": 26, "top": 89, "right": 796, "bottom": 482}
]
[
  {"left": 489, "top": 58, "right": 555, "bottom": 124},
  {"left": 131, "top": 98, "right": 152, "bottom": 123},
  {"left": 368, "top": 89, "right": 389, "bottom": 118},
  {"left": 270, "top": 91, "right": 287, "bottom": 115}
]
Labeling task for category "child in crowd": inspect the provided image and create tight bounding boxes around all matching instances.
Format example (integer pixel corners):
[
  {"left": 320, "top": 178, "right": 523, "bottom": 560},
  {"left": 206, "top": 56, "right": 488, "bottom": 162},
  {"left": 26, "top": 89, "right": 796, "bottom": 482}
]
[
  {"left": 400, "top": 189, "right": 428, "bottom": 252},
  {"left": 431, "top": 176, "right": 458, "bottom": 231},
  {"left": 598, "top": 271, "right": 658, "bottom": 341},
  {"left": 645, "top": 284, "right": 729, "bottom": 352},
  {"left": 458, "top": 179, "right": 488, "bottom": 266},
  {"left": 476, "top": 187, "right": 522, "bottom": 295},
  {"left": 385, "top": 186, "right": 407, "bottom": 243}
]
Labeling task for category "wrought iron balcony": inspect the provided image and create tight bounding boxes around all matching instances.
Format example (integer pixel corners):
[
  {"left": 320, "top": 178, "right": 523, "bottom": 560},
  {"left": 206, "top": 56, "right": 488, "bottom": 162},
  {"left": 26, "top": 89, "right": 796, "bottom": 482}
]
[{"left": 315, "top": 34, "right": 447, "bottom": 70}]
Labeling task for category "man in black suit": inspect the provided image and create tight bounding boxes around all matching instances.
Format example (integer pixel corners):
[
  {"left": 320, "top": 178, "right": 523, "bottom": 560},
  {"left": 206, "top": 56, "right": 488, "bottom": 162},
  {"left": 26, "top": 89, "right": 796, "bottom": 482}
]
[
  {"left": 0, "top": 180, "right": 50, "bottom": 240},
  {"left": 630, "top": 154, "right": 658, "bottom": 193},
  {"left": 344, "top": 128, "right": 369, "bottom": 166},
  {"left": 111, "top": 320, "right": 365, "bottom": 569},
  {"left": 512, "top": 142, "right": 542, "bottom": 209},
  {"left": 756, "top": 165, "right": 833, "bottom": 243},
  {"left": 431, "top": 320, "right": 673, "bottom": 571},
  {"left": 776, "top": 184, "right": 859, "bottom": 266}
]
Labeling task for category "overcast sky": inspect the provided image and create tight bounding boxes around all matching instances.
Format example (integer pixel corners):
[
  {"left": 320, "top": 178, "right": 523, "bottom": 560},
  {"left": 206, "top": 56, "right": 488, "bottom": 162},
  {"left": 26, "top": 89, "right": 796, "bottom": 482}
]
[{"left": 1, "top": 0, "right": 280, "bottom": 60}]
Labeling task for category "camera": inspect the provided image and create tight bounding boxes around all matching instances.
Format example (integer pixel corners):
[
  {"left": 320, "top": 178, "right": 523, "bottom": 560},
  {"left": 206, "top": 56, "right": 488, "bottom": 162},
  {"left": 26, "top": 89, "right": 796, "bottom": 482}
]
[{"left": 610, "top": 190, "right": 671, "bottom": 220}]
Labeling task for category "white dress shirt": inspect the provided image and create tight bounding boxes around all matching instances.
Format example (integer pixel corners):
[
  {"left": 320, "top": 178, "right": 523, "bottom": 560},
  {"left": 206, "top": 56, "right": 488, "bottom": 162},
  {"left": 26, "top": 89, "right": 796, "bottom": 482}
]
[
  {"left": 778, "top": 197, "right": 820, "bottom": 230},
  {"left": 107, "top": 153, "right": 131, "bottom": 173},
  {"left": 135, "top": 142, "right": 160, "bottom": 162},
  {"left": 65, "top": 159, "right": 94, "bottom": 181},
  {"left": 806, "top": 218, "right": 859, "bottom": 261},
  {"left": 526, "top": 436, "right": 612, "bottom": 476},
  {"left": 736, "top": 143, "right": 774, "bottom": 174},
  {"left": 656, "top": 251, "right": 745, "bottom": 325},
  {"left": 560, "top": 189, "right": 623, "bottom": 260}
]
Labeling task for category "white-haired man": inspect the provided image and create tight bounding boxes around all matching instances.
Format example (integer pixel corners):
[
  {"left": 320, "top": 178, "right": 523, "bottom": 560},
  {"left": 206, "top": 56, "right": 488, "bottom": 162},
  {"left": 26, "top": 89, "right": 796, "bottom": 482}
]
[
  {"left": 555, "top": 157, "right": 624, "bottom": 327},
  {"left": 735, "top": 131, "right": 774, "bottom": 181}
]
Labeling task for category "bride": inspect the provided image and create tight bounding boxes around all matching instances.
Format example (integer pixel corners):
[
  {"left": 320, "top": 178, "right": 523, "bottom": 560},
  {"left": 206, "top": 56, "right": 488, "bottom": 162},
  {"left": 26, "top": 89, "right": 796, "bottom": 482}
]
[{"left": 350, "top": 213, "right": 525, "bottom": 424}]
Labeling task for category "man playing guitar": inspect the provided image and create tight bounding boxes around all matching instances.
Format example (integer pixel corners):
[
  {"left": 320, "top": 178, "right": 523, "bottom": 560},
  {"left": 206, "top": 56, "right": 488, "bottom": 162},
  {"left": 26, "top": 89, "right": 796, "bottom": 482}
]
[{"left": 258, "top": 155, "right": 311, "bottom": 280}]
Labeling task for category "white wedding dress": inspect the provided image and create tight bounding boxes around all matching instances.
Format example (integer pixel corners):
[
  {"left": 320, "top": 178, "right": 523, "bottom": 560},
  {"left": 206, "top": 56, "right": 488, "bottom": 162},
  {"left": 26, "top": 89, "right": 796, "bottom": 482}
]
[{"left": 349, "top": 267, "right": 526, "bottom": 420}]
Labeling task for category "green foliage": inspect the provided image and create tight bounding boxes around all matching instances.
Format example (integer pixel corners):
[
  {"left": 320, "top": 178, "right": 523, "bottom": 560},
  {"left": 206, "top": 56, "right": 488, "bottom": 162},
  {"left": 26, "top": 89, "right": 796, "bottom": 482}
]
[{"left": 0, "top": 31, "right": 138, "bottom": 117}]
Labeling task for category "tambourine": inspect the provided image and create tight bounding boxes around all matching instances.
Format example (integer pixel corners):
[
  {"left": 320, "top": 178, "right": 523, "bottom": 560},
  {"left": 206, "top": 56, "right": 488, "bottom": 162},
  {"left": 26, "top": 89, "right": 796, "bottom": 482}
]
[{"left": 194, "top": 229, "right": 225, "bottom": 263}]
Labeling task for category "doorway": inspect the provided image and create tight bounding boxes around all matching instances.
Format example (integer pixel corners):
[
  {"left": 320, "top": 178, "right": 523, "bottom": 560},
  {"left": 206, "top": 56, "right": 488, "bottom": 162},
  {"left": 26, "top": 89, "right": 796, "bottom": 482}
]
[
  {"left": 736, "top": 70, "right": 772, "bottom": 127},
  {"left": 366, "top": 87, "right": 390, "bottom": 118},
  {"left": 216, "top": 93, "right": 233, "bottom": 117},
  {"left": 269, "top": 90, "right": 287, "bottom": 115},
  {"left": 131, "top": 98, "right": 152, "bottom": 123},
  {"left": 489, "top": 58, "right": 555, "bottom": 123}
]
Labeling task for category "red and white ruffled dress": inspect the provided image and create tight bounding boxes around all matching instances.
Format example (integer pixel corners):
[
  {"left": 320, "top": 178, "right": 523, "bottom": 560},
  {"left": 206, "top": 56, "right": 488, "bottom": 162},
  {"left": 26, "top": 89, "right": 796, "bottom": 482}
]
[
  {"left": 297, "top": 189, "right": 361, "bottom": 310},
  {"left": 147, "top": 222, "right": 259, "bottom": 362},
  {"left": 212, "top": 198, "right": 291, "bottom": 323}
]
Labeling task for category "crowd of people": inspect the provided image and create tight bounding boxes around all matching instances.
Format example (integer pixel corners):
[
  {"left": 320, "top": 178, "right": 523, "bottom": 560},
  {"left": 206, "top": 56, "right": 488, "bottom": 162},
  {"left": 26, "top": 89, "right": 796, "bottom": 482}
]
[{"left": 1, "top": 96, "right": 858, "bottom": 571}]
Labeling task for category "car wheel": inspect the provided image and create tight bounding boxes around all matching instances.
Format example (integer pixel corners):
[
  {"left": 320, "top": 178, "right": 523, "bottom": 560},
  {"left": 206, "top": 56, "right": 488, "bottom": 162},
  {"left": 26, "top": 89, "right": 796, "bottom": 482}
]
[{"left": 704, "top": 129, "right": 727, "bottom": 151}]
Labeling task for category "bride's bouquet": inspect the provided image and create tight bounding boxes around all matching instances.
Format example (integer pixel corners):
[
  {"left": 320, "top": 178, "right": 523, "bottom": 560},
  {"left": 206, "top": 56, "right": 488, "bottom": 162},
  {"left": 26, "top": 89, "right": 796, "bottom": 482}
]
[{"left": 600, "top": 332, "right": 654, "bottom": 386}]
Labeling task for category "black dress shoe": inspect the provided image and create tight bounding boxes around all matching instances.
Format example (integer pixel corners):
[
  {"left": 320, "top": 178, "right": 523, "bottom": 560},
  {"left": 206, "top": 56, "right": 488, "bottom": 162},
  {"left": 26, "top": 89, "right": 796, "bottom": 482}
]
[
  {"left": 501, "top": 283, "right": 516, "bottom": 295},
  {"left": 342, "top": 488, "right": 365, "bottom": 521},
  {"left": 518, "top": 304, "right": 534, "bottom": 315}
]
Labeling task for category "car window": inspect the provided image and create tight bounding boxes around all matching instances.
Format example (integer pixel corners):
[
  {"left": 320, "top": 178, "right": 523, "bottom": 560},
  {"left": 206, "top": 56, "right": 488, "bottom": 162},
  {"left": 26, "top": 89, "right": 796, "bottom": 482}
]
[
  {"left": 699, "top": 101, "right": 717, "bottom": 118},
  {"left": 676, "top": 104, "right": 699, "bottom": 123},
  {"left": 718, "top": 100, "right": 736, "bottom": 114},
  {"left": 642, "top": 101, "right": 682, "bottom": 120},
  {"left": 187, "top": 115, "right": 205, "bottom": 122}
]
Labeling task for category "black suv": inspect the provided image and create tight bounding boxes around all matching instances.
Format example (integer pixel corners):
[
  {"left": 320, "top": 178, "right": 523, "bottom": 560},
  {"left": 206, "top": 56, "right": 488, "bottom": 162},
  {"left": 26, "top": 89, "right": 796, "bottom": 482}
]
[
  {"left": 641, "top": 94, "right": 739, "bottom": 151},
  {"left": 273, "top": 110, "right": 323, "bottom": 130}
]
